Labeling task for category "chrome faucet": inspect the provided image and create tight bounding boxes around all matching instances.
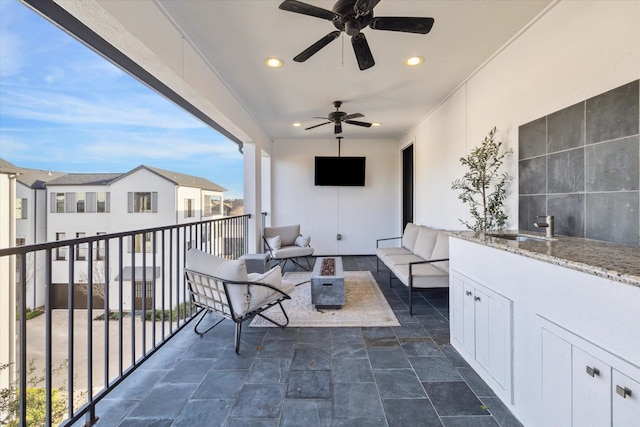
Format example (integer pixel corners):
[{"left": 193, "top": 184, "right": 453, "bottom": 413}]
[{"left": 533, "top": 215, "right": 554, "bottom": 238}]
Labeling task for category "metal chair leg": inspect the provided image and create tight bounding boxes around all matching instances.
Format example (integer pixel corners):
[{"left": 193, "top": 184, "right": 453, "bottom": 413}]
[
  {"left": 234, "top": 322, "right": 242, "bottom": 354},
  {"left": 193, "top": 310, "right": 225, "bottom": 337}
]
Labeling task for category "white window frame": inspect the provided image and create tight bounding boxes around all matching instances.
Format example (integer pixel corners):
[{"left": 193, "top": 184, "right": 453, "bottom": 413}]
[
  {"left": 128, "top": 192, "right": 158, "bottom": 213},
  {"left": 56, "top": 232, "right": 67, "bottom": 260}
]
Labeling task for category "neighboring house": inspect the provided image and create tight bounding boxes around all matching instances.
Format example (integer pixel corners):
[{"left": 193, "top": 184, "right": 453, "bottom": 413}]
[
  {"left": 15, "top": 168, "right": 65, "bottom": 309},
  {"left": 29, "top": 164, "right": 226, "bottom": 310}
]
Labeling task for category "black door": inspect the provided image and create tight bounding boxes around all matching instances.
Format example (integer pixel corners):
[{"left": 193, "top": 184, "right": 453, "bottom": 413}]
[{"left": 402, "top": 144, "right": 414, "bottom": 228}]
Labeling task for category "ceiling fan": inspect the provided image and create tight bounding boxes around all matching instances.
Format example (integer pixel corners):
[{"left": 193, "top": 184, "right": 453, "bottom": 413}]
[
  {"left": 279, "top": 0, "right": 434, "bottom": 70},
  {"left": 305, "top": 100, "right": 371, "bottom": 134}
]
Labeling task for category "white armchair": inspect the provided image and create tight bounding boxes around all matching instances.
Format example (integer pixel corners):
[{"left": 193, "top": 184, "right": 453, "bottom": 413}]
[
  {"left": 184, "top": 249, "right": 294, "bottom": 354},
  {"left": 263, "top": 224, "right": 314, "bottom": 270}
]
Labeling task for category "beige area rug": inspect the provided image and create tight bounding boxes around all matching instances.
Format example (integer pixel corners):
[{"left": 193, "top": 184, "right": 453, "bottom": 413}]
[{"left": 250, "top": 271, "right": 400, "bottom": 327}]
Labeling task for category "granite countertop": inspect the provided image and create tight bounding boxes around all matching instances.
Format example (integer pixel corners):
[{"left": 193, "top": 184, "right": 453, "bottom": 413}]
[{"left": 448, "top": 230, "right": 640, "bottom": 288}]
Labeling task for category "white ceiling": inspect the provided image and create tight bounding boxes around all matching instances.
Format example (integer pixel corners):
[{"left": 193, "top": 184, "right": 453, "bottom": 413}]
[{"left": 155, "top": 0, "right": 552, "bottom": 141}]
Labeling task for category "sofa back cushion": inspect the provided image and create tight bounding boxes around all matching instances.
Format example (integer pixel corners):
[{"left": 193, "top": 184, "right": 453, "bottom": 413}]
[
  {"left": 264, "top": 224, "right": 300, "bottom": 247},
  {"left": 413, "top": 226, "right": 439, "bottom": 260},
  {"left": 401, "top": 222, "right": 420, "bottom": 251},
  {"left": 430, "top": 232, "right": 450, "bottom": 273},
  {"left": 185, "top": 249, "right": 250, "bottom": 315}
]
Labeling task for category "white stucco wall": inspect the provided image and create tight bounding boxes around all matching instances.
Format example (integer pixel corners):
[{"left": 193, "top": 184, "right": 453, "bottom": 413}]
[
  {"left": 271, "top": 138, "right": 400, "bottom": 255},
  {"left": 402, "top": 0, "right": 640, "bottom": 230}
]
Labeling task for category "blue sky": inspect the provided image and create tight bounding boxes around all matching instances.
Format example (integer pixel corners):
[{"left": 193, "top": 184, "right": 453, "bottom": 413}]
[{"left": 0, "top": 0, "right": 243, "bottom": 198}]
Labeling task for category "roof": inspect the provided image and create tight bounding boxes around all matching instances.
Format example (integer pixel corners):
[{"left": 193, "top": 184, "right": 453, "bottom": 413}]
[
  {"left": 0, "top": 158, "right": 21, "bottom": 175},
  {"left": 16, "top": 168, "right": 66, "bottom": 189},
  {"left": 113, "top": 165, "right": 227, "bottom": 192},
  {"left": 46, "top": 173, "right": 122, "bottom": 186}
]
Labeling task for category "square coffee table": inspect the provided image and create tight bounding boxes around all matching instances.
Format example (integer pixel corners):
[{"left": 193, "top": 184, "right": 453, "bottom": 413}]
[{"left": 310, "top": 257, "right": 344, "bottom": 309}]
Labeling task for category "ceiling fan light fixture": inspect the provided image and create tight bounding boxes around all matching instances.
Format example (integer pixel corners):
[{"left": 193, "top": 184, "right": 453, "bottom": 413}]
[
  {"left": 405, "top": 56, "right": 424, "bottom": 66},
  {"left": 371, "top": 122, "right": 381, "bottom": 127},
  {"left": 265, "top": 57, "right": 284, "bottom": 68},
  {"left": 292, "top": 122, "right": 302, "bottom": 127}
]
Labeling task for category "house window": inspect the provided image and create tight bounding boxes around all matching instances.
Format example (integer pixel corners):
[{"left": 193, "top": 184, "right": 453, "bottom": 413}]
[
  {"left": 128, "top": 192, "right": 158, "bottom": 213},
  {"left": 16, "top": 238, "right": 25, "bottom": 246},
  {"left": 134, "top": 280, "right": 154, "bottom": 309},
  {"left": 184, "top": 198, "right": 195, "bottom": 218},
  {"left": 52, "top": 193, "right": 65, "bottom": 213},
  {"left": 56, "top": 232, "right": 67, "bottom": 260},
  {"left": 131, "top": 232, "right": 154, "bottom": 253},
  {"left": 16, "top": 198, "right": 27, "bottom": 219},
  {"left": 96, "top": 232, "right": 106, "bottom": 260},
  {"left": 203, "top": 195, "right": 222, "bottom": 217},
  {"left": 76, "top": 232, "right": 87, "bottom": 260},
  {"left": 76, "top": 193, "right": 86, "bottom": 213},
  {"left": 86, "top": 192, "right": 110, "bottom": 213}
]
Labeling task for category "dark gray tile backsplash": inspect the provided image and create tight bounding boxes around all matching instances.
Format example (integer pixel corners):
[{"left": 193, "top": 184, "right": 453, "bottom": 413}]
[
  {"left": 518, "top": 80, "right": 640, "bottom": 245},
  {"left": 586, "top": 80, "right": 639, "bottom": 145},
  {"left": 548, "top": 101, "right": 585, "bottom": 153}
]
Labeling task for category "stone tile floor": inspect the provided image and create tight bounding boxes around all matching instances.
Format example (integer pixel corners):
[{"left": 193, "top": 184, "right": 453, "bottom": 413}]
[{"left": 89, "top": 256, "right": 523, "bottom": 426}]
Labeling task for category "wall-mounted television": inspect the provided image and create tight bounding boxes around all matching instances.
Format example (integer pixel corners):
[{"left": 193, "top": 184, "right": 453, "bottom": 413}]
[{"left": 314, "top": 156, "right": 366, "bottom": 186}]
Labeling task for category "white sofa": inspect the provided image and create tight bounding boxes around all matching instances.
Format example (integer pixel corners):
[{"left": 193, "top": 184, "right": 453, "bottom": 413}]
[{"left": 376, "top": 223, "right": 449, "bottom": 314}]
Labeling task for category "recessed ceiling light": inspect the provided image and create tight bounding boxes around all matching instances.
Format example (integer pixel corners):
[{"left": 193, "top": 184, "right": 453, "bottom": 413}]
[
  {"left": 292, "top": 122, "right": 302, "bottom": 127},
  {"left": 405, "top": 56, "right": 424, "bottom": 66},
  {"left": 371, "top": 122, "right": 382, "bottom": 127},
  {"left": 265, "top": 57, "right": 283, "bottom": 68}
]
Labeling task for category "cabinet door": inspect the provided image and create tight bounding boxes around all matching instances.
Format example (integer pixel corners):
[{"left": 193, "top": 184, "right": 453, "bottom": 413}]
[
  {"left": 572, "top": 346, "right": 611, "bottom": 427},
  {"left": 541, "top": 328, "right": 572, "bottom": 427},
  {"left": 475, "top": 287, "right": 511, "bottom": 389},
  {"left": 462, "top": 283, "right": 476, "bottom": 357},
  {"left": 612, "top": 370, "right": 640, "bottom": 425},
  {"left": 450, "top": 275, "right": 464, "bottom": 347}
]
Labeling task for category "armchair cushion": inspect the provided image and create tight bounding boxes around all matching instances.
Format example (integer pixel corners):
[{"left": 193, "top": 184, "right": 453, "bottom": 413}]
[
  {"left": 294, "top": 235, "right": 311, "bottom": 247},
  {"left": 185, "top": 249, "right": 250, "bottom": 315},
  {"left": 247, "top": 267, "right": 295, "bottom": 313},
  {"left": 266, "top": 235, "right": 282, "bottom": 250},
  {"left": 265, "top": 224, "right": 300, "bottom": 246}
]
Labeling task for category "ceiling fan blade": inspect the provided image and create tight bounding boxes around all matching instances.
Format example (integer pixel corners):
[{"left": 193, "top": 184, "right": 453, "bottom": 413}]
[
  {"left": 294, "top": 31, "right": 341, "bottom": 62},
  {"left": 334, "top": 122, "right": 343, "bottom": 134},
  {"left": 312, "top": 116, "right": 330, "bottom": 120},
  {"left": 342, "top": 112, "right": 364, "bottom": 121},
  {"left": 305, "top": 121, "right": 331, "bottom": 130},
  {"left": 345, "top": 120, "right": 372, "bottom": 128},
  {"left": 351, "top": 33, "right": 375, "bottom": 70},
  {"left": 369, "top": 17, "right": 435, "bottom": 34},
  {"left": 279, "top": 0, "right": 338, "bottom": 21},
  {"left": 354, "top": 0, "right": 381, "bottom": 15}
]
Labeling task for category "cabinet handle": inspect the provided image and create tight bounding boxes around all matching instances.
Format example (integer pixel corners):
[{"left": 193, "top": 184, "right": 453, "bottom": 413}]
[
  {"left": 474, "top": 296, "right": 481, "bottom": 301},
  {"left": 586, "top": 366, "right": 600, "bottom": 377},
  {"left": 616, "top": 385, "right": 632, "bottom": 398},
  {"left": 465, "top": 291, "right": 472, "bottom": 296}
]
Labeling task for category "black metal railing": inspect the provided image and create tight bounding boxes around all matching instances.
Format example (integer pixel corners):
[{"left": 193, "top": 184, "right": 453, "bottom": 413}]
[{"left": 0, "top": 214, "right": 251, "bottom": 427}]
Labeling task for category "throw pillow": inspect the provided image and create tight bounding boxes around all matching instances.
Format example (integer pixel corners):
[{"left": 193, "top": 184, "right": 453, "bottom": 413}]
[
  {"left": 294, "top": 235, "right": 311, "bottom": 247},
  {"left": 266, "top": 235, "right": 281, "bottom": 250}
]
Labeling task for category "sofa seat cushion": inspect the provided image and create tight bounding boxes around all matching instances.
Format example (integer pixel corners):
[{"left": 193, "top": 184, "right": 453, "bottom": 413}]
[
  {"left": 246, "top": 267, "right": 295, "bottom": 313},
  {"left": 430, "top": 232, "right": 450, "bottom": 273},
  {"left": 376, "top": 247, "right": 413, "bottom": 264},
  {"left": 391, "top": 262, "right": 449, "bottom": 288},
  {"left": 271, "top": 245, "right": 314, "bottom": 259},
  {"left": 383, "top": 254, "right": 425, "bottom": 266}
]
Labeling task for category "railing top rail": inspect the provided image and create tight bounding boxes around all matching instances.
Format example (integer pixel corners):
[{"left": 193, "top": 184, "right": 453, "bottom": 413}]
[{"left": 0, "top": 214, "right": 251, "bottom": 257}]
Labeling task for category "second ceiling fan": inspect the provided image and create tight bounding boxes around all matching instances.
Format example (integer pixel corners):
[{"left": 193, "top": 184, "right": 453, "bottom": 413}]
[
  {"left": 279, "top": 0, "right": 435, "bottom": 70},
  {"left": 306, "top": 101, "right": 371, "bottom": 135}
]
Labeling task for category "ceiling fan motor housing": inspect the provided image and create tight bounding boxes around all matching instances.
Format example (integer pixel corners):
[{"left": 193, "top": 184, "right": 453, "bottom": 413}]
[{"left": 332, "top": 0, "right": 373, "bottom": 35}]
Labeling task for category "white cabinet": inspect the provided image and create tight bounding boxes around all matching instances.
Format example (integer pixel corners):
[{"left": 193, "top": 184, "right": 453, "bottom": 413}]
[
  {"left": 451, "top": 271, "right": 512, "bottom": 399},
  {"left": 541, "top": 321, "right": 640, "bottom": 426},
  {"left": 612, "top": 370, "right": 640, "bottom": 426}
]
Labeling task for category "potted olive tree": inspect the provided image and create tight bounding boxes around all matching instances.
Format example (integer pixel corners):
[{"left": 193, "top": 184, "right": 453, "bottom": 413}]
[{"left": 451, "top": 127, "right": 512, "bottom": 231}]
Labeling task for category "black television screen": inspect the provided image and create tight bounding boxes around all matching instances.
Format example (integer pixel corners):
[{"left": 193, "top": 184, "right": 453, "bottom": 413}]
[{"left": 314, "top": 156, "right": 366, "bottom": 186}]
